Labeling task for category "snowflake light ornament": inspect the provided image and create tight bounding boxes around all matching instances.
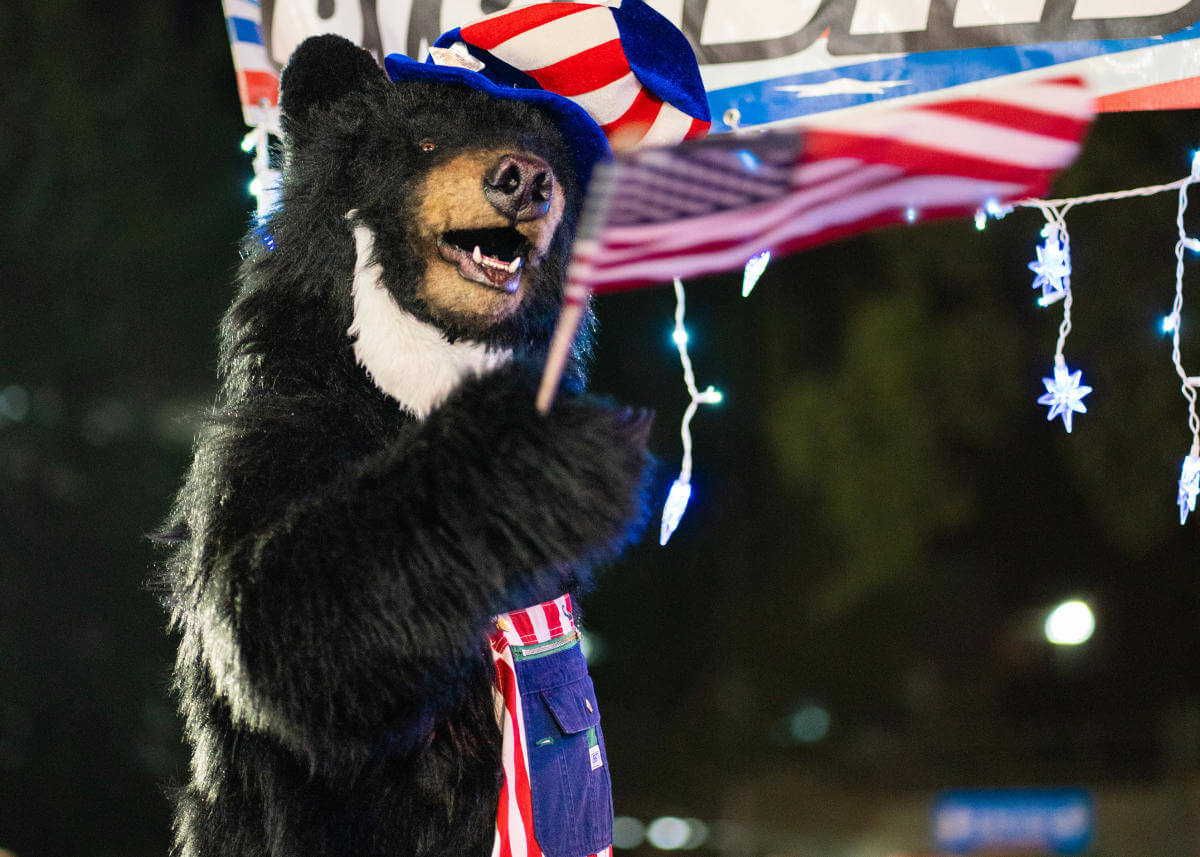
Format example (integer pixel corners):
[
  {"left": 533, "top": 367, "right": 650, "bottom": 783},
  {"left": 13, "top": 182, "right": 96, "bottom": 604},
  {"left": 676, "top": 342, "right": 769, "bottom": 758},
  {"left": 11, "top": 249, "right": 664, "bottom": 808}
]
[
  {"left": 1179, "top": 453, "right": 1200, "bottom": 525},
  {"left": 1029, "top": 225, "right": 1071, "bottom": 306},
  {"left": 1037, "top": 357, "right": 1092, "bottom": 433}
]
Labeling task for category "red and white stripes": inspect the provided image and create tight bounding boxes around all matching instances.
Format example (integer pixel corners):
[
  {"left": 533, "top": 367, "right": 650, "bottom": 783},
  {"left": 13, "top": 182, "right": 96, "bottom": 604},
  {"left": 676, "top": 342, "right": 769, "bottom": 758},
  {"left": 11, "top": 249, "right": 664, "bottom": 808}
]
[
  {"left": 493, "top": 594, "right": 576, "bottom": 648},
  {"left": 582, "top": 76, "right": 1093, "bottom": 292},
  {"left": 491, "top": 639, "right": 537, "bottom": 857},
  {"left": 459, "top": 2, "right": 708, "bottom": 151}
]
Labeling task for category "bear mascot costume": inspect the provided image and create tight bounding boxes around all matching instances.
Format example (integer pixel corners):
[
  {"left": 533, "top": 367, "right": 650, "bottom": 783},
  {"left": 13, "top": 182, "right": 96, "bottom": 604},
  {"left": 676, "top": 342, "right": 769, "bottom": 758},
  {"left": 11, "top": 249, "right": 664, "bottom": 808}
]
[{"left": 158, "top": 3, "right": 710, "bottom": 857}]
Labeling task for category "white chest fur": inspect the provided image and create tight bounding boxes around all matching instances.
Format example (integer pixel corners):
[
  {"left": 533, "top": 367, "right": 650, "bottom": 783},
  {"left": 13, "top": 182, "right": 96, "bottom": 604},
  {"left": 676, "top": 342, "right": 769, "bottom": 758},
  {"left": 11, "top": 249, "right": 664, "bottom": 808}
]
[{"left": 347, "top": 218, "right": 512, "bottom": 418}]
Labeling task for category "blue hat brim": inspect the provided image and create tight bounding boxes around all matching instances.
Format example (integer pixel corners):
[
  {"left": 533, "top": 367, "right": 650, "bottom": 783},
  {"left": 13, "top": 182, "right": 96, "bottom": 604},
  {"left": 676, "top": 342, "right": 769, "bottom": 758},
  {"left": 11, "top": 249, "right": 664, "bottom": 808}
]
[{"left": 383, "top": 52, "right": 611, "bottom": 188}]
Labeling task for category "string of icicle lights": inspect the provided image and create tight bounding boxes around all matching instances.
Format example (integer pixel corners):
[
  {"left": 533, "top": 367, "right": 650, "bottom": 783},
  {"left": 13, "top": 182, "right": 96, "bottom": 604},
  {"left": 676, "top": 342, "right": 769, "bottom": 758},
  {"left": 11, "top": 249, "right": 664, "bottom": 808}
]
[
  {"left": 659, "top": 255, "right": 770, "bottom": 545},
  {"left": 658, "top": 255, "right": 770, "bottom": 545},
  {"left": 979, "top": 148, "right": 1200, "bottom": 525},
  {"left": 662, "top": 151, "right": 1200, "bottom": 543}
]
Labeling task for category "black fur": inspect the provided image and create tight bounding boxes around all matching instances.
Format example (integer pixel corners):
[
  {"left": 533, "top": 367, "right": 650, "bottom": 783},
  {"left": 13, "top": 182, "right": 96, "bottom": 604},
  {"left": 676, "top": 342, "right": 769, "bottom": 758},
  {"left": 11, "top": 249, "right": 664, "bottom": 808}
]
[{"left": 160, "top": 35, "right": 650, "bottom": 857}]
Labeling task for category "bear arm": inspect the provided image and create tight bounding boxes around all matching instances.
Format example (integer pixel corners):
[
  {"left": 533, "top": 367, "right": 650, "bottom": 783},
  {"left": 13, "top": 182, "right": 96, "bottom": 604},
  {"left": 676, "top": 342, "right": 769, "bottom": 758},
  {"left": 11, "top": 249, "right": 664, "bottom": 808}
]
[
  {"left": 186, "top": 361, "right": 649, "bottom": 768},
  {"left": 415, "top": 359, "right": 653, "bottom": 575}
]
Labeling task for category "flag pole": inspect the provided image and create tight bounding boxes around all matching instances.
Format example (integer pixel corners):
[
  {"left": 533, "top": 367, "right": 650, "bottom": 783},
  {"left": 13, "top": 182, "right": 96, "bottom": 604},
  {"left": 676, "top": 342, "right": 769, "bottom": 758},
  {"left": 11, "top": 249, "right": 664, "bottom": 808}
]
[
  {"left": 536, "top": 162, "right": 616, "bottom": 414},
  {"left": 536, "top": 281, "right": 592, "bottom": 413}
]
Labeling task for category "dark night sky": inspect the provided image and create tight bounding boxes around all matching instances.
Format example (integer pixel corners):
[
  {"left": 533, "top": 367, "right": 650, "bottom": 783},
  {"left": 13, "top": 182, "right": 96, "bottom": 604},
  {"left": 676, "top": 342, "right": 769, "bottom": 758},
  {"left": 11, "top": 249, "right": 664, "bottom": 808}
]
[{"left": 1, "top": 3, "right": 1198, "bottom": 856}]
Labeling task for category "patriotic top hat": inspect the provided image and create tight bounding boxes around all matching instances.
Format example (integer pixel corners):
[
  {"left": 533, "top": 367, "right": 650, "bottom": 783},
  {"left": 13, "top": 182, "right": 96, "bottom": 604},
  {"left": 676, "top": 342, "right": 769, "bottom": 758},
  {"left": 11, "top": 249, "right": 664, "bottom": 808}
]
[{"left": 384, "top": 0, "right": 710, "bottom": 180}]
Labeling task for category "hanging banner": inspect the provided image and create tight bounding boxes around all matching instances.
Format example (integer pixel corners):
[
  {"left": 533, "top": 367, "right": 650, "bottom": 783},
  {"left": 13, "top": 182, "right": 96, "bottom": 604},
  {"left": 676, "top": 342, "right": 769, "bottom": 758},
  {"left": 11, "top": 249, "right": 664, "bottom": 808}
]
[
  {"left": 222, "top": 0, "right": 1200, "bottom": 133},
  {"left": 701, "top": 12, "right": 1200, "bottom": 131}
]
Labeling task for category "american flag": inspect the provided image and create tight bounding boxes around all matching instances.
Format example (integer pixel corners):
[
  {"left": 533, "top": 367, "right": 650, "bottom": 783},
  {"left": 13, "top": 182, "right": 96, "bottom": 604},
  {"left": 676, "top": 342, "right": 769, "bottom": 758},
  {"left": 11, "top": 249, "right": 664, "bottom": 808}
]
[
  {"left": 536, "top": 75, "right": 1092, "bottom": 409},
  {"left": 569, "top": 75, "right": 1093, "bottom": 294}
]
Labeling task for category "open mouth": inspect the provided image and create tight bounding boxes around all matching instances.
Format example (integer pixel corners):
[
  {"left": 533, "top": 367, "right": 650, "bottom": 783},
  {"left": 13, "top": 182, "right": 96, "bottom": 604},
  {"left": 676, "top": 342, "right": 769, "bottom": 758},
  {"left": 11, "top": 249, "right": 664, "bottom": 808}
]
[{"left": 437, "top": 227, "right": 529, "bottom": 293}]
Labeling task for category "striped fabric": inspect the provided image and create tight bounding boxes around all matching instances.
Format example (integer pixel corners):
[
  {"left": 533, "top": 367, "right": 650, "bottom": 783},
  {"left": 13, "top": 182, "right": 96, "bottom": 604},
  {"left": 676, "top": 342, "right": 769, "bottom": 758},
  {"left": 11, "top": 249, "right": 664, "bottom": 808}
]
[
  {"left": 455, "top": 2, "right": 709, "bottom": 151},
  {"left": 567, "top": 76, "right": 1093, "bottom": 292},
  {"left": 221, "top": 0, "right": 279, "bottom": 128},
  {"left": 490, "top": 595, "right": 611, "bottom": 857},
  {"left": 493, "top": 593, "right": 577, "bottom": 648}
]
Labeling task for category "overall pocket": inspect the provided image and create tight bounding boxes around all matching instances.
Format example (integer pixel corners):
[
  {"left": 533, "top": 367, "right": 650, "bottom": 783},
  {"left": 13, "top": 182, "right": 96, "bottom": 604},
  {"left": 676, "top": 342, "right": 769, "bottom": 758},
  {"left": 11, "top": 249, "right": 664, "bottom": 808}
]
[{"left": 512, "top": 636, "right": 613, "bottom": 857}]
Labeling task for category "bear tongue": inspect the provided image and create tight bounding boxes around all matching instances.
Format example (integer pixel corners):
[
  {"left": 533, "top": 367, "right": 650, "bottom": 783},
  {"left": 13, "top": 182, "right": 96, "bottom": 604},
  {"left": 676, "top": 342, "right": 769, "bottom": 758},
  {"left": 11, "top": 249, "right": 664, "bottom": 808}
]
[{"left": 477, "top": 259, "right": 520, "bottom": 291}]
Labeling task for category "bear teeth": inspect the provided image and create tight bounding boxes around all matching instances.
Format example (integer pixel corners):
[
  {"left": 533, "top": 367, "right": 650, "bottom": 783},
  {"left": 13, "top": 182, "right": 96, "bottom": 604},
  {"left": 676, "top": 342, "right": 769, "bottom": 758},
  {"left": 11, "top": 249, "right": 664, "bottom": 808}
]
[
  {"left": 478, "top": 255, "right": 523, "bottom": 273},
  {"left": 442, "top": 227, "right": 527, "bottom": 264},
  {"left": 437, "top": 229, "right": 526, "bottom": 291},
  {"left": 471, "top": 246, "right": 523, "bottom": 273}
]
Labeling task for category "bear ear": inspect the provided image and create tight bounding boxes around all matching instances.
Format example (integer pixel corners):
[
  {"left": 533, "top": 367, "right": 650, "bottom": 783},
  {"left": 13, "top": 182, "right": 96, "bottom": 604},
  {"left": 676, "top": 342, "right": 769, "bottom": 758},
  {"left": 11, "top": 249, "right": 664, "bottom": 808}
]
[{"left": 280, "top": 34, "right": 387, "bottom": 131}]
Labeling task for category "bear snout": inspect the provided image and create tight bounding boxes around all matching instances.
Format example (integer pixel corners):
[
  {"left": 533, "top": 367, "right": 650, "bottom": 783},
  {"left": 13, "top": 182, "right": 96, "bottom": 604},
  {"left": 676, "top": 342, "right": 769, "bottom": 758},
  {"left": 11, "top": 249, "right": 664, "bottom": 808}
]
[{"left": 483, "top": 154, "right": 555, "bottom": 222}]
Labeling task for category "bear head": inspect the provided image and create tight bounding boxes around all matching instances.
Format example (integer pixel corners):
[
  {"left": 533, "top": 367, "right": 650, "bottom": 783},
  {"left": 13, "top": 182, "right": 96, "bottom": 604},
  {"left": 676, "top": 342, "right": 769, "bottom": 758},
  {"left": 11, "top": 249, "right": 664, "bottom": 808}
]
[{"left": 234, "top": 34, "right": 600, "bottom": 415}]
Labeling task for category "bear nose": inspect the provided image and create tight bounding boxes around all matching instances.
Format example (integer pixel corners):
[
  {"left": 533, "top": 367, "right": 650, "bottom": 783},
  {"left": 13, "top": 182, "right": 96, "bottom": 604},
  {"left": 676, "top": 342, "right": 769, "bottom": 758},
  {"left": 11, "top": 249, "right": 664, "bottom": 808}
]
[{"left": 483, "top": 154, "right": 555, "bottom": 222}]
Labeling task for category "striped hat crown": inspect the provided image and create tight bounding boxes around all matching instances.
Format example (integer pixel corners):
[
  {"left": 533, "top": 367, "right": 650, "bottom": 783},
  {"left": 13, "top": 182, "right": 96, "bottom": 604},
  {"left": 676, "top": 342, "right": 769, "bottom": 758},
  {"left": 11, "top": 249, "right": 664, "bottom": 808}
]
[{"left": 386, "top": 0, "right": 709, "bottom": 160}]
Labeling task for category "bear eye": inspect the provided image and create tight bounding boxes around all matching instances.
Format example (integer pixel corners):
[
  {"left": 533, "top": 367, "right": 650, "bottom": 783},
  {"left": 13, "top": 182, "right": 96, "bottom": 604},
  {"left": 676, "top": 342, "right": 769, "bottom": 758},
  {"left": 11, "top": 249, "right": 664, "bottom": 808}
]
[{"left": 419, "top": 139, "right": 437, "bottom": 153}]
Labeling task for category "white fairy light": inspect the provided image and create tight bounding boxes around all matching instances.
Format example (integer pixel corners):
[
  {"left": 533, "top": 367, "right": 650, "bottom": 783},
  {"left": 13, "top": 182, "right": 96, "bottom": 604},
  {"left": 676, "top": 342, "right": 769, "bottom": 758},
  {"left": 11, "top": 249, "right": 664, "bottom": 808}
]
[
  {"left": 660, "top": 277, "right": 722, "bottom": 546},
  {"left": 735, "top": 148, "right": 761, "bottom": 172},
  {"left": 1178, "top": 453, "right": 1200, "bottom": 525},
  {"left": 975, "top": 197, "right": 1013, "bottom": 230},
  {"left": 742, "top": 250, "right": 771, "bottom": 297},
  {"left": 240, "top": 103, "right": 282, "bottom": 216},
  {"left": 659, "top": 480, "right": 693, "bottom": 547},
  {"left": 1168, "top": 150, "right": 1200, "bottom": 522}
]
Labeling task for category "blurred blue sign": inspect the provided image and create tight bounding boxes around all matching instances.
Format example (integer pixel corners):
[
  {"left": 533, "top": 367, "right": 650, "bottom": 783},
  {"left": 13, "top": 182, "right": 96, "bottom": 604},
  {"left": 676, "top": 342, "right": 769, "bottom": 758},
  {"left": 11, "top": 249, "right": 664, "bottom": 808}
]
[{"left": 932, "top": 788, "right": 1093, "bottom": 855}]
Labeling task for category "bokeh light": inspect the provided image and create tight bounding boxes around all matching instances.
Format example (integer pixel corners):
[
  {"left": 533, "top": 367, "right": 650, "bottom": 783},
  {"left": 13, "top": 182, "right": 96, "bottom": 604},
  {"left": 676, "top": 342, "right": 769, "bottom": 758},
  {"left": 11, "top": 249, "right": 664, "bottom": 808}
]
[
  {"left": 1044, "top": 600, "right": 1095, "bottom": 646},
  {"left": 646, "top": 817, "right": 691, "bottom": 850},
  {"left": 612, "top": 816, "right": 645, "bottom": 850},
  {"left": 788, "top": 704, "right": 831, "bottom": 743}
]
